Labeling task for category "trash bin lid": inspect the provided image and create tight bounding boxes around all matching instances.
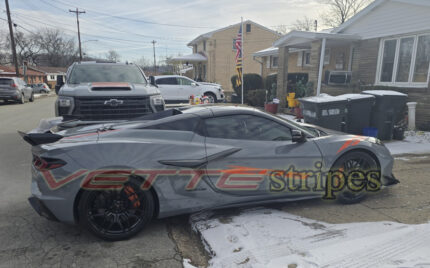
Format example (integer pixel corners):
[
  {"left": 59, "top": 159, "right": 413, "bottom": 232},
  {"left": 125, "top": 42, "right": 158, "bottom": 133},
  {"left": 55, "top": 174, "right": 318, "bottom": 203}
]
[
  {"left": 362, "top": 90, "right": 407, "bottom": 97},
  {"left": 341, "top": 94, "right": 375, "bottom": 101},
  {"left": 300, "top": 94, "right": 348, "bottom": 104}
]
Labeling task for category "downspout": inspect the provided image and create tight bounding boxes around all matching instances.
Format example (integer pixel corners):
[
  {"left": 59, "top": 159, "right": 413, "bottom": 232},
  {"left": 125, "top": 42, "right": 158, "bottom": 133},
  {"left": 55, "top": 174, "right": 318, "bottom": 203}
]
[
  {"left": 316, "top": 38, "right": 327, "bottom": 96},
  {"left": 253, "top": 56, "right": 263, "bottom": 77}
]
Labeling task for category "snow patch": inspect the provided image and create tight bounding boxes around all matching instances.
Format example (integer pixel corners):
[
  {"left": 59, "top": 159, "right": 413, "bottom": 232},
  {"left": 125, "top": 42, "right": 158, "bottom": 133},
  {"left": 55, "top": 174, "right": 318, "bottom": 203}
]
[
  {"left": 191, "top": 208, "right": 430, "bottom": 268},
  {"left": 385, "top": 131, "right": 430, "bottom": 155},
  {"left": 362, "top": 90, "right": 408, "bottom": 97}
]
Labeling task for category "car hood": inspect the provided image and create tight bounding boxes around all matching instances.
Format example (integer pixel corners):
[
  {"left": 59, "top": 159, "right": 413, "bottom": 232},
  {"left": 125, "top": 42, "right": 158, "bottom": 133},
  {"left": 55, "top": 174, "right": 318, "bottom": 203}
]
[
  {"left": 199, "top": 82, "right": 221, "bottom": 88},
  {"left": 59, "top": 82, "right": 160, "bottom": 97}
]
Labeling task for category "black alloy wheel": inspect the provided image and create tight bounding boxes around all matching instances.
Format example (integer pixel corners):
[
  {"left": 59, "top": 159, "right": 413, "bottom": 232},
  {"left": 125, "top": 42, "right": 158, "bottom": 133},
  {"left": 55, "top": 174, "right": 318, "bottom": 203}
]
[{"left": 79, "top": 177, "right": 154, "bottom": 241}]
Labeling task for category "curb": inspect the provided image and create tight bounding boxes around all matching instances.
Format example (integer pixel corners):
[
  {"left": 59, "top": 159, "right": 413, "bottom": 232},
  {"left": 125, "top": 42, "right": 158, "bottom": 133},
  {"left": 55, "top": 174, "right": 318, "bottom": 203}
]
[{"left": 34, "top": 93, "right": 55, "bottom": 99}]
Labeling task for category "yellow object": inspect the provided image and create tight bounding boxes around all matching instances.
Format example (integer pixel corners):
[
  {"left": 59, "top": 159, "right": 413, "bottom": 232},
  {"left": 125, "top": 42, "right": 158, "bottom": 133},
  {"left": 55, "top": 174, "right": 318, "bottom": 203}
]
[{"left": 286, "top": 92, "right": 299, "bottom": 108}]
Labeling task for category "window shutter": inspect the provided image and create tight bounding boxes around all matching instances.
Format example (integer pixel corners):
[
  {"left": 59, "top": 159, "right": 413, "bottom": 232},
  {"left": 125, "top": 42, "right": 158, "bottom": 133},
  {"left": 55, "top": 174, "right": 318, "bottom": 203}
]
[
  {"left": 267, "top": 57, "right": 271, "bottom": 68},
  {"left": 297, "top": 52, "right": 303, "bottom": 67}
]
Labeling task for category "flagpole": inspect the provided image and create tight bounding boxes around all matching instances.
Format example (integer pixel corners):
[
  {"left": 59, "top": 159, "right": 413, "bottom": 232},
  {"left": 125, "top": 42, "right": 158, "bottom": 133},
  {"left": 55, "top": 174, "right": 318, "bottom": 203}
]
[{"left": 241, "top": 17, "right": 244, "bottom": 105}]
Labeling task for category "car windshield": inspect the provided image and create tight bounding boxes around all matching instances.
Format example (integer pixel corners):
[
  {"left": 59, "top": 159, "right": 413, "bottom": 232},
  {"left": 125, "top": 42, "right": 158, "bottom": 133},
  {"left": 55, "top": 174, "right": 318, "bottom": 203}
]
[
  {"left": 0, "top": 78, "right": 13, "bottom": 85},
  {"left": 68, "top": 64, "right": 147, "bottom": 84}
]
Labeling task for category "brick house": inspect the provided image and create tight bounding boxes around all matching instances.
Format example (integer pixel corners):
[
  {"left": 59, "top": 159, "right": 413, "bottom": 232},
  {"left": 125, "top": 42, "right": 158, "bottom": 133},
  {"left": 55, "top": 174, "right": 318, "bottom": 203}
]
[
  {"left": 170, "top": 20, "right": 281, "bottom": 94},
  {"left": 0, "top": 65, "right": 46, "bottom": 84},
  {"left": 28, "top": 66, "right": 68, "bottom": 89},
  {"left": 258, "top": 0, "right": 430, "bottom": 130}
]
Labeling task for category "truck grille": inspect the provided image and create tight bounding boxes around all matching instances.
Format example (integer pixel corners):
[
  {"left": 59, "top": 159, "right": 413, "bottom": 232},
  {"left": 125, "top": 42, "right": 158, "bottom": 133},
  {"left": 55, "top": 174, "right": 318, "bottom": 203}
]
[{"left": 73, "top": 96, "right": 153, "bottom": 120}]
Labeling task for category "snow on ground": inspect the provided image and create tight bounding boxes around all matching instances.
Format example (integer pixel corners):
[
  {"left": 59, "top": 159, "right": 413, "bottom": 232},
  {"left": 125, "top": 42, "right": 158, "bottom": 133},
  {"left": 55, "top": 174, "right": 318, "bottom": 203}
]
[
  {"left": 385, "top": 131, "right": 430, "bottom": 155},
  {"left": 191, "top": 208, "right": 430, "bottom": 268}
]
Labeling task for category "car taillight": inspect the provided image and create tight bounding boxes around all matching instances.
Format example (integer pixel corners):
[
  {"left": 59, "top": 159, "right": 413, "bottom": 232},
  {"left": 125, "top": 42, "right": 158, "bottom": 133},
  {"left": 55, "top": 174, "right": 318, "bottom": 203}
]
[
  {"left": 43, "top": 85, "right": 46, "bottom": 88},
  {"left": 11, "top": 84, "right": 17, "bottom": 88},
  {"left": 32, "top": 155, "right": 66, "bottom": 171}
]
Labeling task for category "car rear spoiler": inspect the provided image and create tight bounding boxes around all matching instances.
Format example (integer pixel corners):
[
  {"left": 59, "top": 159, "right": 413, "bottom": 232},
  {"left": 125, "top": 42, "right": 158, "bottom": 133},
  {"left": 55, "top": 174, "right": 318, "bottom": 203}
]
[{"left": 18, "top": 131, "right": 63, "bottom": 146}]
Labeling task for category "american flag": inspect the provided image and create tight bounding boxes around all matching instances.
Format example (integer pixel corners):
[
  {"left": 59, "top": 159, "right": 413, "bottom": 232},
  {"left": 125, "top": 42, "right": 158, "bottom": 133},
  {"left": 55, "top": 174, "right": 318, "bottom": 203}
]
[{"left": 235, "top": 25, "right": 243, "bottom": 87}]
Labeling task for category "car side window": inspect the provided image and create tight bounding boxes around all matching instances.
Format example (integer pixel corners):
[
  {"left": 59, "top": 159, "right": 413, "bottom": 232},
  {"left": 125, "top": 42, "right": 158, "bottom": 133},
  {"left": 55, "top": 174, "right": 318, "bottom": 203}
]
[
  {"left": 156, "top": 78, "right": 177, "bottom": 85},
  {"left": 177, "top": 77, "right": 193, "bottom": 86},
  {"left": 204, "top": 115, "right": 292, "bottom": 141}
]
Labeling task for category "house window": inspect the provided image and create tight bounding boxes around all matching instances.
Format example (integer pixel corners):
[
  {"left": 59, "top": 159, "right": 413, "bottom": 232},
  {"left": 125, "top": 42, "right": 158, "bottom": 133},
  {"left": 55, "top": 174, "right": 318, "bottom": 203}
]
[
  {"left": 203, "top": 41, "right": 206, "bottom": 51},
  {"left": 233, "top": 39, "right": 237, "bottom": 50},
  {"left": 324, "top": 48, "right": 331, "bottom": 65},
  {"left": 270, "top": 56, "right": 278, "bottom": 68},
  {"left": 246, "top": 24, "right": 251, "bottom": 33},
  {"left": 304, "top": 51, "right": 311, "bottom": 66},
  {"left": 50, "top": 75, "right": 55, "bottom": 80},
  {"left": 377, "top": 34, "right": 430, "bottom": 87}
]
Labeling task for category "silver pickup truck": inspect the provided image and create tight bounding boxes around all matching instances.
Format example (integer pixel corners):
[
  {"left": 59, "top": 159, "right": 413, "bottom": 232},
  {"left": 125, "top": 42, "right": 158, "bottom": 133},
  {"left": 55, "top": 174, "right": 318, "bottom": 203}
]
[{"left": 55, "top": 61, "right": 165, "bottom": 122}]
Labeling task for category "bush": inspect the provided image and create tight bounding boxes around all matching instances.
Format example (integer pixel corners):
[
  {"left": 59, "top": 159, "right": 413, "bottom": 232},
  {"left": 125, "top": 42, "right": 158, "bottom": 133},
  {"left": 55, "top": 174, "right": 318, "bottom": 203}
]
[
  {"left": 231, "top": 73, "right": 264, "bottom": 98},
  {"left": 246, "top": 89, "right": 267, "bottom": 107},
  {"left": 264, "top": 74, "right": 277, "bottom": 101}
]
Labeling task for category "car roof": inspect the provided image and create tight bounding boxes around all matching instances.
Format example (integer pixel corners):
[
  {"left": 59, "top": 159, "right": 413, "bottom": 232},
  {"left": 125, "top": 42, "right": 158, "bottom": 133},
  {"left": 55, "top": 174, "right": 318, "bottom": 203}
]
[
  {"left": 153, "top": 75, "right": 187, "bottom": 79},
  {"left": 75, "top": 61, "right": 135, "bottom": 66}
]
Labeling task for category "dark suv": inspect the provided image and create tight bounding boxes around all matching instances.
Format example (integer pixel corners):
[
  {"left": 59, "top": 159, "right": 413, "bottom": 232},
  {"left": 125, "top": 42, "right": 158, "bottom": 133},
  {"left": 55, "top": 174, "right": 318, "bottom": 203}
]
[{"left": 55, "top": 62, "right": 165, "bottom": 121}]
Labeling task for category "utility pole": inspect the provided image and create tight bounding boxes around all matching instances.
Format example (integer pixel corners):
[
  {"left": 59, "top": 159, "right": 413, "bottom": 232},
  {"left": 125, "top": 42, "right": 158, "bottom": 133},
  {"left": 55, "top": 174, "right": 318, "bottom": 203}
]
[
  {"left": 69, "top": 8, "right": 86, "bottom": 61},
  {"left": 314, "top": 20, "right": 318, "bottom": 32},
  {"left": 5, "top": 0, "right": 19, "bottom": 76},
  {"left": 151, "top": 40, "right": 157, "bottom": 75}
]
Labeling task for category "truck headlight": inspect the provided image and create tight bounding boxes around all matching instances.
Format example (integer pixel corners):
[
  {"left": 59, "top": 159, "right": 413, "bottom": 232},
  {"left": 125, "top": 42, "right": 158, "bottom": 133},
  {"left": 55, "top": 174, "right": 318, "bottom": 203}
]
[
  {"left": 151, "top": 95, "right": 164, "bottom": 106},
  {"left": 58, "top": 96, "right": 73, "bottom": 107}
]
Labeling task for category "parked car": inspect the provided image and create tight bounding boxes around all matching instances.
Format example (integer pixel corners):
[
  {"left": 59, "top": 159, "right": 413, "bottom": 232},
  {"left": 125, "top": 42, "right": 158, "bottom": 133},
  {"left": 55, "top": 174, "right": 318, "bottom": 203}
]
[
  {"left": 150, "top": 75, "right": 225, "bottom": 103},
  {"left": 31, "top": 83, "right": 51, "bottom": 94},
  {"left": 0, "top": 77, "right": 34, "bottom": 104},
  {"left": 55, "top": 61, "right": 165, "bottom": 121},
  {"left": 22, "top": 105, "right": 398, "bottom": 241}
]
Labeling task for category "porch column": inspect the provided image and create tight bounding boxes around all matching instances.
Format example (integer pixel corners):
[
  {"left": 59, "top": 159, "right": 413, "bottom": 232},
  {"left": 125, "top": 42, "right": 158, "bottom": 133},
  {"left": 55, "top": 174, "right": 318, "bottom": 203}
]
[
  {"left": 276, "top": 46, "right": 289, "bottom": 112},
  {"left": 316, "top": 38, "right": 326, "bottom": 96}
]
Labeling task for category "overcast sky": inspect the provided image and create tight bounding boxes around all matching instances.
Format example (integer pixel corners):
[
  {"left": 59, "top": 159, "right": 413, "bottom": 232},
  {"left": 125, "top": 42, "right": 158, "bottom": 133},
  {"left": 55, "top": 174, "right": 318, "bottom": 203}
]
[{"left": 0, "top": 0, "right": 326, "bottom": 63}]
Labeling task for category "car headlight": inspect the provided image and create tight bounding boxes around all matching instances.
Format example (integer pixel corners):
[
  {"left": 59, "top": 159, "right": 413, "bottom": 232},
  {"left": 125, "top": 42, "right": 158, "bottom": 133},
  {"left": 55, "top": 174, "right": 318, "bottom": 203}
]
[
  {"left": 58, "top": 96, "right": 74, "bottom": 107},
  {"left": 368, "top": 137, "right": 383, "bottom": 145},
  {"left": 151, "top": 95, "right": 164, "bottom": 106}
]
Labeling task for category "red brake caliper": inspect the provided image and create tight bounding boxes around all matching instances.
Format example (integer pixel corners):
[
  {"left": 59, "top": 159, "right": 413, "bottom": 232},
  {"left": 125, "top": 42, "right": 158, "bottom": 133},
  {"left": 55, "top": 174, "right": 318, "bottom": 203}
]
[{"left": 124, "top": 186, "right": 141, "bottom": 208}]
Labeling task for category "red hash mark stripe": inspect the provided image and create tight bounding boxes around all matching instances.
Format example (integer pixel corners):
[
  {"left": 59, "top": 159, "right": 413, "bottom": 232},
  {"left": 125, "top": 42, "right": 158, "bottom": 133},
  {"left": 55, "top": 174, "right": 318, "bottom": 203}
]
[{"left": 337, "top": 136, "right": 367, "bottom": 154}]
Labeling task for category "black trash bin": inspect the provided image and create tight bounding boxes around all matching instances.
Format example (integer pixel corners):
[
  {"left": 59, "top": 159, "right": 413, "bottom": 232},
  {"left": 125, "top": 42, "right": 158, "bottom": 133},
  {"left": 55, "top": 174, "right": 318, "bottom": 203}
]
[
  {"left": 300, "top": 95, "right": 348, "bottom": 132},
  {"left": 343, "top": 94, "right": 376, "bottom": 135},
  {"left": 362, "top": 90, "right": 408, "bottom": 140}
]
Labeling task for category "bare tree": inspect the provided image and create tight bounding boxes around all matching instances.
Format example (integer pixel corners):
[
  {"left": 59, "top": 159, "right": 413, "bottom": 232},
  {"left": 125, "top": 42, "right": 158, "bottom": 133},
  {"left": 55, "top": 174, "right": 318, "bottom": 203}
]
[
  {"left": 105, "top": 50, "right": 120, "bottom": 62},
  {"left": 134, "top": 56, "right": 151, "bottom": 67},
  {"left": 10, "top": 31, "right": 42, "bottom": 65},
  {"left": 34, "top": 28, "right": 77, "bottom": 66},
  {"left": 320, "top": 0, "right": 372, "bottom": 27},
  {"left": 273, "top": 25, "right": 289, "bottom": 35},
  {"left": 292, "top": 16, "right": 316, "bottom": 31}
]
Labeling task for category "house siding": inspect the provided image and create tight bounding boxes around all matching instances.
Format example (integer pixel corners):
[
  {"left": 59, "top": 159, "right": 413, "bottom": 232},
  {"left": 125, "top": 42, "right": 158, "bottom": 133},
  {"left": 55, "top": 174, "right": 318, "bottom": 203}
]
[
  {"left": 338, "top": 1, "right": 430, "bottom": 40},
  {"left": 192, "top": 22, "right": 279, "bottom": 92}
]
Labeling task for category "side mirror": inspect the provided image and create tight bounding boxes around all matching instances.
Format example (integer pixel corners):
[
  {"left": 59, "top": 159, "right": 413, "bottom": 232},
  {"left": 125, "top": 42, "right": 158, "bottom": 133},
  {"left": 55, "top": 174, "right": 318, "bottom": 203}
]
[
  {"left": 55, "top": 75, "right": 65, "bottom": 95},
  {"left": 149, "top": 76, "right": 156, "bottom": 86},
  {"left": 292, "top": 129, "right": 306, "bottom": 143},
  {"left": 191, "top": 82, "right": 197, "bottom": 87}
]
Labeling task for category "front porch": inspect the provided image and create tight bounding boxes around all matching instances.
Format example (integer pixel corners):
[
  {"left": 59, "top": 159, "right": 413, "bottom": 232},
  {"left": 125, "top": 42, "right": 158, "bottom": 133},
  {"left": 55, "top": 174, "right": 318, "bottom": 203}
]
[
  {"left": 273, "top": 31, "right": 362, "bottom": 108},
  {"left": 168, "top": 53, "right": 208, "bottom": 81}
]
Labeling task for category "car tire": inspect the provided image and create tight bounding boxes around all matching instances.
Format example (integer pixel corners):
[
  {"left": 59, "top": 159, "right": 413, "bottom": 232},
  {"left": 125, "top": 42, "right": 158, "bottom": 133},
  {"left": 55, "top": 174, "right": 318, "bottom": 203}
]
[
  {"left": 19, "top": 93, "right": 25, "bottom": 104},
  {"left": 330, "top": 151, "right": 379, "bottom": 204},
  {"left": 78, "top": 176, "right": 154, "bottom": 241},
  {"left": 29, "top": 92, "right": 34, "bottom": 102},
  {"left": 204, "top": 92, "right": 217, "bottom": 103}
]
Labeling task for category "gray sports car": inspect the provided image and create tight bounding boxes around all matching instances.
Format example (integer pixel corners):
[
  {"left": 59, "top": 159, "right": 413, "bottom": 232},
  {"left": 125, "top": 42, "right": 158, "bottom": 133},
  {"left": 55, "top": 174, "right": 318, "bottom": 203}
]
[{"left": 21, "top": 106, "right": 399, "bottom": 240}]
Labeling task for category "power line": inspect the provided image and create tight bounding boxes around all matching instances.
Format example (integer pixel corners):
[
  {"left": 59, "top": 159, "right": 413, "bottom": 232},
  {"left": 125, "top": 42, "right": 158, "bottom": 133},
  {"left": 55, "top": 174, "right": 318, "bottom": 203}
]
[{"left": 46, "top": 0, "right": 216, "bottom": 29}]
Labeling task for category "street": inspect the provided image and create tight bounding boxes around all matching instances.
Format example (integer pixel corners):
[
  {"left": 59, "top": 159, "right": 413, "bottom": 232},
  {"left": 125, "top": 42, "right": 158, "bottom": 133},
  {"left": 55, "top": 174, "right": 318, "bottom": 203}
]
[
  {"left": 1, "top": 97, "right": 430, "bottom": 267},
  {"left": 0, "top": 97, "right": 208, "bottom": 268}
]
